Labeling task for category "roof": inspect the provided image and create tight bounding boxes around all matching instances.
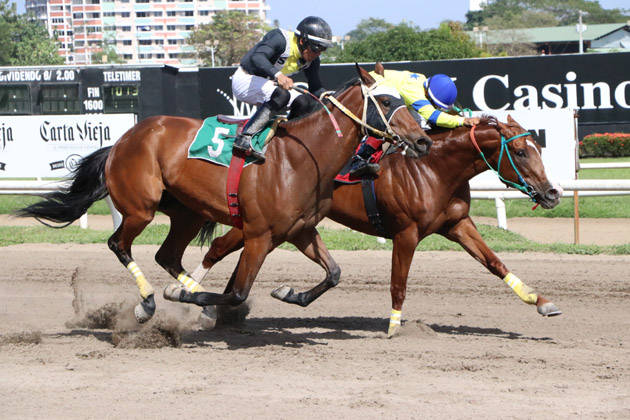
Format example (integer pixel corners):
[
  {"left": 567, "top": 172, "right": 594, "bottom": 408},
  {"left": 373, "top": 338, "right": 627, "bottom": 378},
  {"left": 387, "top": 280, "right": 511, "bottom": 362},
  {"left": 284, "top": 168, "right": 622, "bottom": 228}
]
[{"left": 471, "top": 23, "right": 629, "bottom": 44}]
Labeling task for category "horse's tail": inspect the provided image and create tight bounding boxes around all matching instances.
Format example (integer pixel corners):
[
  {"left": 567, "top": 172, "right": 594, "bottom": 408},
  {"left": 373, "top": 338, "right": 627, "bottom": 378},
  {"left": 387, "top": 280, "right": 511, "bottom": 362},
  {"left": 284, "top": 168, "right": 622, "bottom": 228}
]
[
  {"left": 15, "top": 146, "right": 112, "bottom": 228},
  {"left": 196, "top": 220, "right": 218, "bottom": 248}
]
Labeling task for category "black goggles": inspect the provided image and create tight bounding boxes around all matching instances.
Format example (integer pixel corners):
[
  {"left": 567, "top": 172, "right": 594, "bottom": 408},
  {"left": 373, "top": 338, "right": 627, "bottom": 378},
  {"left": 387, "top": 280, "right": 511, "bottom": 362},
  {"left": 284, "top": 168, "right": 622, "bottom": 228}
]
[{"left": 307, "top": 42, "right": 327, "bottom": 53}]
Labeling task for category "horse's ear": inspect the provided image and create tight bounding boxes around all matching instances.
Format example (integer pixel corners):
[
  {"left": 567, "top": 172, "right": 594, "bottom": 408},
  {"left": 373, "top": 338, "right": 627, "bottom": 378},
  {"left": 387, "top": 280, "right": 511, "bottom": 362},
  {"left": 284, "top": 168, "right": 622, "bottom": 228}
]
[
  {"left": 356, "top": 63, "right": 376, "bottom": 85},
  {"left": 374, "top": 62, "right": 385, "bottom": 76},
  {"left": 507, "top": 114, "right": 515, "bottom": 124}
]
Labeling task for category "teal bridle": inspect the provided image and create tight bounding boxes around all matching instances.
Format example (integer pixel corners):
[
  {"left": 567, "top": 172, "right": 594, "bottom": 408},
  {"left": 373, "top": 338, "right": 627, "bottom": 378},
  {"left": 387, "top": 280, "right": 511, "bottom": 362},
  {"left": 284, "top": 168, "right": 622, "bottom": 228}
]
[{"left": 469, "top": 125, "right": 538, "bottom": 204}]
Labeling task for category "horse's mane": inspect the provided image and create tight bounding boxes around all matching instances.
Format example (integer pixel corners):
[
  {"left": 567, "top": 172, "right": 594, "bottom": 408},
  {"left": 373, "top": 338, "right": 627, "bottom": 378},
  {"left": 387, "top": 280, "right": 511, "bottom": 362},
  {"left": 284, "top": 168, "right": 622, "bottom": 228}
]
[{"left": 287, "top": 77, "right": 360, "bottom": 121}]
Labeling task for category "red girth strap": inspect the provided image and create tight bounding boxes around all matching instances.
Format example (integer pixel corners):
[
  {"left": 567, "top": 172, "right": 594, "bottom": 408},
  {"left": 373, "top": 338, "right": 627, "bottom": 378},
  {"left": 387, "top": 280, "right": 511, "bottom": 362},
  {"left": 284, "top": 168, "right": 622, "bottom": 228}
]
[{"left": 226, "top": 154, "right": 245, "bottom": 229}]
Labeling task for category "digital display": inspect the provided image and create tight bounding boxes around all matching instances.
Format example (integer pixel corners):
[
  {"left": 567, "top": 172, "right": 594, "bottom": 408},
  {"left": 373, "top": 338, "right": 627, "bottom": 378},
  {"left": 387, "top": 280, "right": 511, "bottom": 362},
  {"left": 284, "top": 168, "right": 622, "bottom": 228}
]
[
  {"left": 104, "top": 85, "right": 139, "bottom": 113},
  {"left": 0, "top": 85, "right": 31, "bottom": 114},
  {"left": 39, "top": 84, "right": 80, "bottom": 114}
]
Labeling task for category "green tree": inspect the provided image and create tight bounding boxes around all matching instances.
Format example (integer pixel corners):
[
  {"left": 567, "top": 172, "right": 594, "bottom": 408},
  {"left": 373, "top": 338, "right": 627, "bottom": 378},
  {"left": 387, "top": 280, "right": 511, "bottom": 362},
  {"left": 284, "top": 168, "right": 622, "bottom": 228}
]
[
  {"left": 345, "top": 18, "right": 395, "bottom": 42},
  {"left": 187, "top": 10, "right": 269, "bottom": 67},
  {"left": 0, "top": 0, "right": 63, "bottom": 65},
  {"left": 337, "top": 22, "right": 481, "bottom": 63},
  {"left": 466, "top": 0, "right": 630, "bottom": 30}
]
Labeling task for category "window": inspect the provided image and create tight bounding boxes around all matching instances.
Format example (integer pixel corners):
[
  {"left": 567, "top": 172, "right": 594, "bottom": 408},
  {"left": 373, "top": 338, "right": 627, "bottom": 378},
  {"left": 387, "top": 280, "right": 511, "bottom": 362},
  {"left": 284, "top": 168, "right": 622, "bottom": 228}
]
[
  {"left": 104, "top": 85, "right": 139, "bottom": 113},
  {"left": 122, "top": 40, "right": 132, "bottom": 45},
  {"left": 139, "top": 40, "right": 151, "bottom": 45},
  {"left": 39, "top": 85, "right": 80, "bottom": 114},
  {"left": 0, "top": 85, "right": 31, "bottom": 115},
  {"left": 136, "top": 12, "right": 147, "bottom": 17},
  {"left": 183, "top": 11, "right": 193, "bottom": 16}
]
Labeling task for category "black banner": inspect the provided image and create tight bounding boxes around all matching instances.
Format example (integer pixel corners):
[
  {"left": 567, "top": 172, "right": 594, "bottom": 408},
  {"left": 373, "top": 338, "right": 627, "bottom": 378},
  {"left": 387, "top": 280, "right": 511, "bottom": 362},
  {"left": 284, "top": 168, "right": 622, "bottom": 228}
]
[{"left": 199, "top": 52, "right": 630, "bottom": 137}]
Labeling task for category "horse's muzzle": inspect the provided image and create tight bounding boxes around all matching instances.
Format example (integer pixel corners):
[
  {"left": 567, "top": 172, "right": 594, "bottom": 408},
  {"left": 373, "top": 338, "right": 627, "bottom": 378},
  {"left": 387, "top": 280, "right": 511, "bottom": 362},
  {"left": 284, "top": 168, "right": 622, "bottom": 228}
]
[
  {"left": 408, "top": 135, "right": 432, "bottom": 159},
  {"left": 538, "top": 180, "right": 563, "bottom": 209}
]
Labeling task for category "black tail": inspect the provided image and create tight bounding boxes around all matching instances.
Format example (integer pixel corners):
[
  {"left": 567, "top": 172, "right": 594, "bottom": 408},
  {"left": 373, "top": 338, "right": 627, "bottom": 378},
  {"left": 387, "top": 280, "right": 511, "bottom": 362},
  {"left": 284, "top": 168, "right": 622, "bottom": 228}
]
[
  {"left": 196, "top": 220, "right": 218, "bottom": 248},
  {"left": 15, "top": 146, "right": 112, "bottom": 227}
]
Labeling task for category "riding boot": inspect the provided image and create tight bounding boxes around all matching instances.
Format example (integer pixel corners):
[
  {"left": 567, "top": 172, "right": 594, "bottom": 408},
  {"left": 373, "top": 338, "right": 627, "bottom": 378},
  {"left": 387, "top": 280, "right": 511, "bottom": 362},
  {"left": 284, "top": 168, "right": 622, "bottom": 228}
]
[
  {"left": 349, "top": 142, "right": 381, "bottom": 176},
  {"left": 233, "top": 102, "right": 276, "bottom": 162}
]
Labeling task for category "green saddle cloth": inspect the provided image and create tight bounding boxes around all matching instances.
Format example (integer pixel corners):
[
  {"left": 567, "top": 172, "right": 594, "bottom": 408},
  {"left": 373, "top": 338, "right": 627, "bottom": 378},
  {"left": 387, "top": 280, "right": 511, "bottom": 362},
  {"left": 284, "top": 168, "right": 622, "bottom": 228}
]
[{"left": 188, "top": 116, "right": 273, "bottom": 167}]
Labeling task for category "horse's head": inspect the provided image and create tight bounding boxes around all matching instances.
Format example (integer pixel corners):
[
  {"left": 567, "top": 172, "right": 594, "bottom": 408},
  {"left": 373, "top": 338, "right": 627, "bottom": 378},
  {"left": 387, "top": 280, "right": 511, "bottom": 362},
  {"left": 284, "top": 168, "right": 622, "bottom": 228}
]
[
  {"left": 486, "top": 115, "right": 563, "bottom": 209},
  {"left": 357, "top": 65, "right": 432, "bottom": 159}
]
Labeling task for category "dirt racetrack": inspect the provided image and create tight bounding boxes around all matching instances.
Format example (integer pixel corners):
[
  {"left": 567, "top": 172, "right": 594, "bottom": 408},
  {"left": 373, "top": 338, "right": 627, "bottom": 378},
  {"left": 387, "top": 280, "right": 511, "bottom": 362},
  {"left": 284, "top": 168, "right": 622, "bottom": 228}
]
[{"left": 1, "top": 235, "right": 629, "bottom": 419}]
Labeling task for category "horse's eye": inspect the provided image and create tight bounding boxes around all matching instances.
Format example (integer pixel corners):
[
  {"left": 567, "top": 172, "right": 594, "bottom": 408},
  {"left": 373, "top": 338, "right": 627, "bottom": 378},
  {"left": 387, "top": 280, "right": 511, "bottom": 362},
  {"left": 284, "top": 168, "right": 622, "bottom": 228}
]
[
  {"left": 515, "top": 149, "right": 526, "bottom": 158},
  {"left": 382, "top": 99, "right": 391, "bottom": 107}
]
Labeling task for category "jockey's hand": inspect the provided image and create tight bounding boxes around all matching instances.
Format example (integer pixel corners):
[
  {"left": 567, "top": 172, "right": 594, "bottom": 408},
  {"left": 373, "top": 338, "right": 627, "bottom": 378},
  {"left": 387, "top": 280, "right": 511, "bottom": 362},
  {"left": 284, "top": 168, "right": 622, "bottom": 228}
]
[
  {"left": 276, "top": 74, "right": 294, "bottom": 90},
  {"left": 463, "top": 117, "right": 481, "bottom": 127}
]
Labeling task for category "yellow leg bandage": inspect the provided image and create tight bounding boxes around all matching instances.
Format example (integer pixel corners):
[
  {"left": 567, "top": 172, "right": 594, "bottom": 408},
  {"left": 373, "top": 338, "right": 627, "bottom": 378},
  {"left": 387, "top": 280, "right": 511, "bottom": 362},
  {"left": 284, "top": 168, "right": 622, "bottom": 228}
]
[
  {"left": 127, "top": 261, "right": 154, "bottom": 299},
  {"left": 177, "top": 272, "right": 205, "bottom": 293},
  {"left": 504, "top": 272, "right": 537, "bottom": 305},
  {"left": 389, "top": 309, "right": 402, "bottom": 328}
]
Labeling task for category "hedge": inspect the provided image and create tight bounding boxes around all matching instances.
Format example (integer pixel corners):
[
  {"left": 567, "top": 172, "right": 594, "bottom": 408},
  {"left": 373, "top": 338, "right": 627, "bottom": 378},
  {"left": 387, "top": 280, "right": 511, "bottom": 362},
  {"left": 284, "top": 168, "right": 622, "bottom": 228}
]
[{"left": 579, "top": 133, "right": 630, "bottom": 158}]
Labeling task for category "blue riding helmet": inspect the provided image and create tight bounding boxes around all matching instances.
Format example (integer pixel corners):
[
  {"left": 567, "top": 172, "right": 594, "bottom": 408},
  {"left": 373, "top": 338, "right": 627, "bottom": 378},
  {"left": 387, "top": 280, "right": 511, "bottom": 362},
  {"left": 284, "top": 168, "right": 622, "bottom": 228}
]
[{"left": 424, "top": 74, "right": 457, "bottom": 111}]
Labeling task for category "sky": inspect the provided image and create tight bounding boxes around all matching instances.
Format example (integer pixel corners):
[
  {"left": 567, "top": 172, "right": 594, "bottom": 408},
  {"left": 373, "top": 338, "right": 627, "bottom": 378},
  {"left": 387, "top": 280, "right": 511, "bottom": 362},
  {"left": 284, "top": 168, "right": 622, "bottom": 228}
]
[
  {"left": 266, "top": 0, "right": 630, "bottom": 36},
  {"left": 8, "top": 0, "right": 630, "bottom": 33}
]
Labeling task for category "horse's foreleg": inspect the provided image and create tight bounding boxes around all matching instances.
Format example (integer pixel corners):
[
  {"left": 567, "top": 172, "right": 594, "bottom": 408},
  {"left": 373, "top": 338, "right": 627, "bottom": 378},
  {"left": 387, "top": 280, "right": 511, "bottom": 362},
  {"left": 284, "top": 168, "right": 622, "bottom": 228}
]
[
  {"left": 190, "top": 227, "right": 245, "bottom": 287},
  {"left": 108, "top": 214, "right": 156, "bottom": 323},
  {"left": 388, "top": 227, "right": 420, "bottom": 338},
  {"left": 164, "top": 234, "right": 270, "bottom": 307},
  {"left": 442, "top": 217, "right": 561, "bottom": 317},
  {"left": 270, "top": 227, "right": 341, "bottom": 307}
]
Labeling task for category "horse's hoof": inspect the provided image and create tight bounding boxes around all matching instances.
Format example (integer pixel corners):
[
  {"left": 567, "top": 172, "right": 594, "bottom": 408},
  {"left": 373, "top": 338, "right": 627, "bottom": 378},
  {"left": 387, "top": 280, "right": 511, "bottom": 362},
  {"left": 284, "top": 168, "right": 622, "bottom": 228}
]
[
  {"left": 538, "top": 302, "right": 562, "bottom": 317},
  {"left": 387, "top": 323, "right": 401, "bottom": 338},
  {"left": 270, "top": 286, "right": 293, "bottom": 301},
  {"left": 163, "top": 284, "right": 184, "bottom": 302},
  {"left": 134, "top": 294, "right": 156, "bottom": 323},
  {"left": 198, "top": 306, "right": 217, "bottom": 330}
]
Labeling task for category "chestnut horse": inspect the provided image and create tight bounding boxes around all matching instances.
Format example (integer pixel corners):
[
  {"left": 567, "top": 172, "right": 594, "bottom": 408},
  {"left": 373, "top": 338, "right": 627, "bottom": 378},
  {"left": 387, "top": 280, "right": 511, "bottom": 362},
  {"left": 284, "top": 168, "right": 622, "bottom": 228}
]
[
  {"left": 184, "top": 114, "right": 564, "bottom": 336},
  {"left": 17, "top": 65, "right": 431, "bottom": 323}
]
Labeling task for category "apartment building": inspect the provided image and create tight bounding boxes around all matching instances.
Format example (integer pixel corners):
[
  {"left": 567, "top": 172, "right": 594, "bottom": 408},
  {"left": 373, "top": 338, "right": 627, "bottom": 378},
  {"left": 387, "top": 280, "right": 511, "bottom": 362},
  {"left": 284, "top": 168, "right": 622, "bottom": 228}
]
[{"left": 25, "top": 0, "right": 268, "bottom": 66}]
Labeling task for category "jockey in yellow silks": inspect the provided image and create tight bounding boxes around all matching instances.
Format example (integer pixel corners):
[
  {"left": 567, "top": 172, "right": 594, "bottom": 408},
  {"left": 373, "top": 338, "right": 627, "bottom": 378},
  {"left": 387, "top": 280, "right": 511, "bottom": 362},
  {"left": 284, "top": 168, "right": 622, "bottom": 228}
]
[{"left": 349, "top": 69, "right": 480, "bottom": 176}]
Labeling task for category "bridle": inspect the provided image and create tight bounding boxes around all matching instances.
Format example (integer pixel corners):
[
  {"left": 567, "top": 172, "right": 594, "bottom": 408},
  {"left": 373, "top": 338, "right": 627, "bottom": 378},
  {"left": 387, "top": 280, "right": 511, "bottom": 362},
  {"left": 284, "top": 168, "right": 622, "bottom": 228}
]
[
  {"left": 469, "top": 124, "right": 539, "bottom": 204},
  {"left": 291, "top": 78, "right": 408, "bottom": 148}
]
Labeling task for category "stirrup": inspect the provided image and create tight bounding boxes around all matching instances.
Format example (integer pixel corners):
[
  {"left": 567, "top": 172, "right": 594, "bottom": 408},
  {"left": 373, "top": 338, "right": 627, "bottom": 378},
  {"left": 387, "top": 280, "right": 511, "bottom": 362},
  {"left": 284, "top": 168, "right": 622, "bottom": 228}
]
[
  {"left": 233, "top": 135, "right": 265, "bottom": 162},
  {"left": 349, "top": 158, "right": 379, "bottom": 176}
]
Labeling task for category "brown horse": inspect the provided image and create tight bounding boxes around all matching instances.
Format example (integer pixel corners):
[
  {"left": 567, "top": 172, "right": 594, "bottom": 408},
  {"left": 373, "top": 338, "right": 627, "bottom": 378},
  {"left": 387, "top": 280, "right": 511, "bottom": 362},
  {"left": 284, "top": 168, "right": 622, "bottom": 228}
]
[
  {"left": 17, "top": 65, "right": 431, "bottom": 323},
  {"left": 186, "top": 113, "right": 564, "bottom": 336}
]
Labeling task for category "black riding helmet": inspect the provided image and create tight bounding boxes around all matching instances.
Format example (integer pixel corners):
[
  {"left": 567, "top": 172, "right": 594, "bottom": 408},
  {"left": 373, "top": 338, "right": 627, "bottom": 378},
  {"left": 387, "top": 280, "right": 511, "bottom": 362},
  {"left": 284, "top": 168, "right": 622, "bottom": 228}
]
[{"left": 295, "top": 16, "right": 333, "bottom": 53}]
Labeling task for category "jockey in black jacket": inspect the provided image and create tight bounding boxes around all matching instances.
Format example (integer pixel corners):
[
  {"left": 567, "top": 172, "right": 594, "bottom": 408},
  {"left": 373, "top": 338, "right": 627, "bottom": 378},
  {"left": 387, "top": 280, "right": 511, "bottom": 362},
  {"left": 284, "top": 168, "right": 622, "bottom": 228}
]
[{"left": 231, "top": 16, "right": 333, "bottom": 161}]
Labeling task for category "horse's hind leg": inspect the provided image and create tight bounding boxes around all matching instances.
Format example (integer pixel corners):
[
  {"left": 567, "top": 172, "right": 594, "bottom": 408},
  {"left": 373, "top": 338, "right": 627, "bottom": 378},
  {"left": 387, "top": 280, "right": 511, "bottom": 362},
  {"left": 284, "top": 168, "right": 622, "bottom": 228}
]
[
  {"left": 270, "top": 227, "right": 341, "bottom": 307},
  {"left": 108, "top": 211, "right": 157, "bottom": 323}
]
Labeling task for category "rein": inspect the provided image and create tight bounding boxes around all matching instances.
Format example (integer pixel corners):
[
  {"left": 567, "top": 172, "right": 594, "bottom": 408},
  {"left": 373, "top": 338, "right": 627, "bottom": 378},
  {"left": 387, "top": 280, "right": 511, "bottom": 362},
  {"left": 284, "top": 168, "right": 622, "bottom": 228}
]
[
  {"left": 320, "top": 80, "right": 405, "bottom": 145},
  {"left": 469, "top": 124, "right": 538, "bottom": 204}
]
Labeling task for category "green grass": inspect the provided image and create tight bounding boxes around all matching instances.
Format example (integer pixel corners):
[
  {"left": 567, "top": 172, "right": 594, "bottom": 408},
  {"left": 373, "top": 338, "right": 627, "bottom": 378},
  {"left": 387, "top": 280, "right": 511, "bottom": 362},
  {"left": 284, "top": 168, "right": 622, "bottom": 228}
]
[
  {"left": 2, "top": 224, "right": 628, "bottom": 255},
  {"left": 2, "top": 157, "right": 628, "bottom": 254},
  {"left": 469, "top": 157, "right": 630, "bottom": 219}
]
